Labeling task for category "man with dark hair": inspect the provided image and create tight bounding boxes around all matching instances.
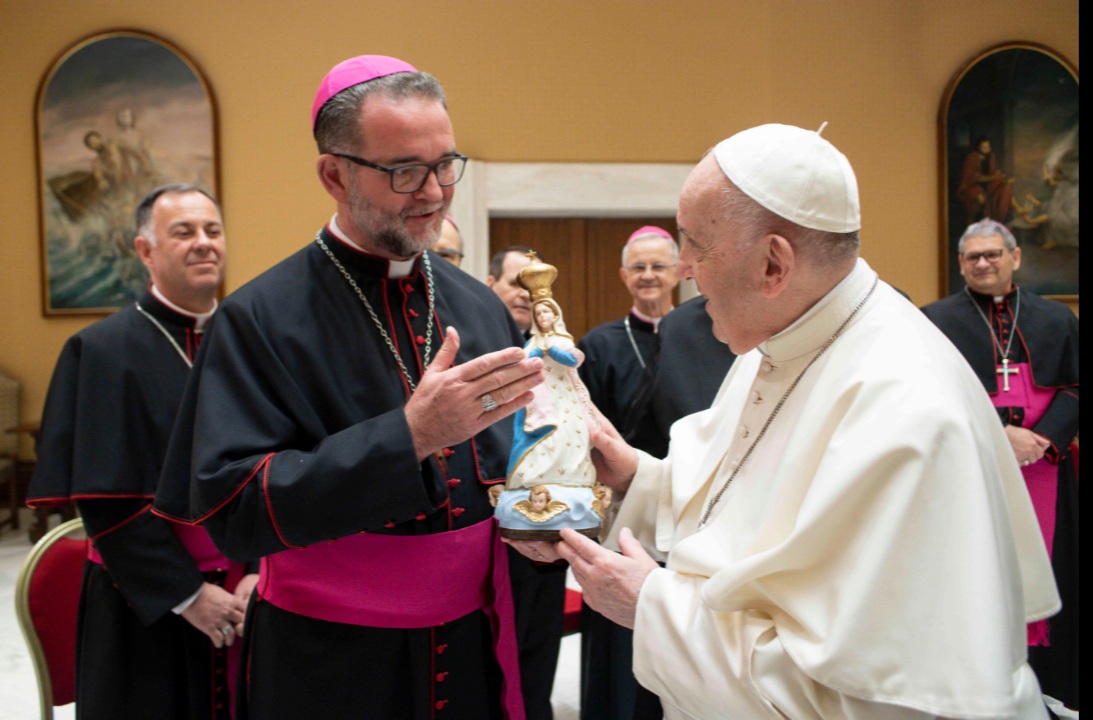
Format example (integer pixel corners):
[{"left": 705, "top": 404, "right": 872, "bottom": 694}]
[
  {"left": 28, "top": 184, "right": 255, "bottom": 720},
  {"left": 488, "top": 246, "right": 537, "bottom": 334},
  {"left": 154, "top": 55, "right": 543, "bottom": 719},
  {"left": 923, "top": 219, "right": 1079, "bottom": 711},
  {"left": 510, "top": 124, "right": 1057, "bottom": 719}
]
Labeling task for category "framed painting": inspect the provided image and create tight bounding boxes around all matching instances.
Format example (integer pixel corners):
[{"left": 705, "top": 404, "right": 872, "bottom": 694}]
[
  {"left": 939, "top": 42, "right": 1078, "bottom": 301},
  {"left": 36, "top": 30, "right": 218, "bottom": 315}
]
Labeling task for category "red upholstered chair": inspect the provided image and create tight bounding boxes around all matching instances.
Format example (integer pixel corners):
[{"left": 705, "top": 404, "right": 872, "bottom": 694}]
[
  {"left": 15, "top": 517, "right": 87, "bottom": 720},
  {"left": 562, "top": 587, "right": 583, "bottom": 636}
]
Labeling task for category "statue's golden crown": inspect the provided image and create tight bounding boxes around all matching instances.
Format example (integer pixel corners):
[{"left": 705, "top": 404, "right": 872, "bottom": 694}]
[{"left": 516, "top": 252, "right": 558, "bottom": 302}]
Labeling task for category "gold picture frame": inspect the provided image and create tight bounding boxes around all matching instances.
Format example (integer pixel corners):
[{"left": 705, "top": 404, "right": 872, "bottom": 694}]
[
  {"left": 36, "top": 29, "right": 219, "bottom": 315},
  {"left": 938, "top": 42, "right": 1078, "bottom": 301}
]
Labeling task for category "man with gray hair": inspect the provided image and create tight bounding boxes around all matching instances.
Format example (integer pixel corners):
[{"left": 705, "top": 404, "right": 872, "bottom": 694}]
[
  {"left": 154, "top": 56, "right": 542, "bottom": 718},
  {"left": 923, "top": 219, "right": 1079, "bottom": 711},
  {"left": 578, "top": 225, "right": 679, "bottom": 430},
  {"left": 29, "top": 184, "right": 256, "bottom": 720},
  {"left": 509, "top": 124, "right": 1058, "bottom": 718},
  {"left": 576, "top": 224, "right": 678, "bottom": 720}
]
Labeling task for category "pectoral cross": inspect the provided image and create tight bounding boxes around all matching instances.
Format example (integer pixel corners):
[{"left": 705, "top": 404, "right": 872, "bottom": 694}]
[{"left": 997, "top": 358, "right": 1019, "bottom": 392}]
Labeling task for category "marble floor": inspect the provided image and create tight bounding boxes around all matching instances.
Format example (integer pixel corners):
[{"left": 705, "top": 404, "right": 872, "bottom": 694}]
[{"left": 0, "top": 509, "right": 580, "bottom": 720}]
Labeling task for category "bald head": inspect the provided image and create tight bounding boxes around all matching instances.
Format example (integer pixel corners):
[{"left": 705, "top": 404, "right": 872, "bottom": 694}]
[{"left": 432, "top": 218, "right": 464, "bottom": 266}]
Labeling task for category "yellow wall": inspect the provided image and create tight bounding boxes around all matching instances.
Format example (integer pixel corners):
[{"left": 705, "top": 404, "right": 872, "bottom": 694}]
[{"left": 0, "top": 0, "right": 1079, "bottom": 455}]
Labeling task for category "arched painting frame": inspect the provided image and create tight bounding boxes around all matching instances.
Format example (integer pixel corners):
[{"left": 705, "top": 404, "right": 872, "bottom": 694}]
[
  {"left": 36, "top": 30, "right": 219, "bottom": 315},
  {"left": 939, "top": 42, "right": 1078, "bottom": 301}
]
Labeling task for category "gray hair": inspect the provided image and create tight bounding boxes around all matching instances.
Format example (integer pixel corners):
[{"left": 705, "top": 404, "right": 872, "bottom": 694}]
[
  {"left": 957, "top": 219, "right": 1017, "bottom": 255},
  {"left": 719, "top": 179, "right": 859, "bottom": 268},
  {"left": 135, "top": 183, "right": 221, "bottom": 246},
  {"left": 620, "top": 232, "right": 680, "bottom": 267},
  {"left": 314, "top": 71, "right": 447, "bottom": 154}
]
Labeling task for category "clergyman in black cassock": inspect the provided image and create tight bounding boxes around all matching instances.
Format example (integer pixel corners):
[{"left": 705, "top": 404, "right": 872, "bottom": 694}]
[
  {"left": 154, "top": 56, "right": 543, "bottom": 720},
  {"left": 922, "top": 219, "right": 1078, "bottom": 710},
  {"left": 621, "top": 295, "right": 737, "bottom": 460},
  {"left": 27, "top": 186, "right": 253, "bottom": 720},
  {"left": 576, "top": 225, "right": 679, "bottom": 720}
]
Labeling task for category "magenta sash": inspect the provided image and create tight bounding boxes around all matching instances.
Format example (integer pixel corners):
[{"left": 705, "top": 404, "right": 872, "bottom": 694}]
[
  {"left": 991, "top": 362, "right": 1057, "bottom": 646},
  {"left": 257, "top": 518, "right": 524, "bottom": 720}
]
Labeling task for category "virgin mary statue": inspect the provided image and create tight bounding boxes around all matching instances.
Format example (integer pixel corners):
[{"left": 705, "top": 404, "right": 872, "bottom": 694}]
[{"left": 495, "top": 253, "right": 605, "bottom": 540}]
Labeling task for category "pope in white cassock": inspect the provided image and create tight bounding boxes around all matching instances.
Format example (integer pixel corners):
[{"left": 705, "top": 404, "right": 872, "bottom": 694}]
[{"left": 507, "top": 123, "right": 1060, "bottom": 719}]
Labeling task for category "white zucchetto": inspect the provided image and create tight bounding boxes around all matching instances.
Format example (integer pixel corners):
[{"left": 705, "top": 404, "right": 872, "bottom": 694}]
[{"left": 714, "top": 122, "right": 861, "bottom": 233}]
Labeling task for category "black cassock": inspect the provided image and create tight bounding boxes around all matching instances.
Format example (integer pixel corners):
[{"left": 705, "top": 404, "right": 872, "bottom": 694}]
[
  {"left": 923, "top": 286, "right": 1079, "bottom": 709},
  {"left": 622, "top": 296, "right": 737, "bottom": 460},
  {"left": 28, "top": 291, "right": 244, "bottom": 720},
  {"left": 577, "top": 311, "right": 656, "bottom": 430},
  {"left": 155, "top": 228, "right": 527, "bottom": 720}
]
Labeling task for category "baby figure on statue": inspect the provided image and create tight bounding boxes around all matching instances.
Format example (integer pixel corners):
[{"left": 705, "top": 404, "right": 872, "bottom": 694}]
[{"left": 495, "top": 252, "right": 609, "bottom": 540}]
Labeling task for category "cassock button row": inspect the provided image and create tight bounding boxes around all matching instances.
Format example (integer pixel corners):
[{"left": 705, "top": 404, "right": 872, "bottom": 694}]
[
  {"left": 447, "top": 478, "right": 461, "bottom": 488},
  {"left": 435, "top": 700, "right": 449, "bottom": 710},
  {"left": 761, "top": 361, "right": 776, "bottom": 373},
  {"left": 751, "top": 391, "right": 763, "bottom": 404},
  {"left": 443, "top": 448, "right": 455, "bottom": 457},
  {"left": 452, "top": 507, "right": 465, "bottom": 517},
  {"left": 384, "top": 520, "right": 396, "bottom": 528},
  {"left": 409, "top": 308, "right": 420, "bottom": 318},
  {"left": 739, "top": 426, "right": 750, "bottom": 439},
  {"left": 416, "top": 512, "right": 427, "bottom": 521},
  {"left": 404, "top": 284, "right": 414, "bottom": 293},
  {"left": 436, "top": 644, "right": 448, "bottom": 654},
  {"left": 416, "top": 335, "right": 426, "bottom": 345},
  {"left": 436, "top": 672, "right": 448, "bottom": 682}
]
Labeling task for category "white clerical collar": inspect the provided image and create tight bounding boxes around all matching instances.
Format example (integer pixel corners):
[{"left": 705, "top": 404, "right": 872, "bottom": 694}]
[
  {"left": 151, "top": 284, "right": 217, "bottom": 330},
  {"left": 759, "top": 258, "right": 873, "bottom": 359},
  {"left": 329, "top": 214, "right": 417, "bottom": 279},
  {"left": 630, "top": 307, "right": 664, "bottom": 330}
]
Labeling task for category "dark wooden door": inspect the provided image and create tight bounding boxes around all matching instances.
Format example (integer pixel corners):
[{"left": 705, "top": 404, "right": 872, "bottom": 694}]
[{"left": 489, "top": 217, "right": 679, "bottom": 340}]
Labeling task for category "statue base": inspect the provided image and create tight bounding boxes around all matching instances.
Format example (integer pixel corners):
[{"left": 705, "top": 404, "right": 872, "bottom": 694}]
[
  {"left": 498, "top": 526, "right": 600, "bottom": 542},
  {"left": 493, "top": 484, "right": 609, "bottom": 542}
]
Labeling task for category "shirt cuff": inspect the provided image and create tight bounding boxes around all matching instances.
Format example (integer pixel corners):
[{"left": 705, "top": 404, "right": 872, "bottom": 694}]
[{"left": 172, "top": 586, "right": 202, "bottom": 615}]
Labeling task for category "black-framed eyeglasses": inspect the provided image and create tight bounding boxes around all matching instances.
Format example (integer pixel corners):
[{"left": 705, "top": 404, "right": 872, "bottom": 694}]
[
  {"left": 332, "top": 152, "right": 468, "bottom": 194},
  {"left": 961, "top": 248, "right": 1007, "bottom": 264}
]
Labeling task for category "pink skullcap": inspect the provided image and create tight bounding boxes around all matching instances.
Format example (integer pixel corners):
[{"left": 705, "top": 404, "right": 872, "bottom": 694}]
[
  {"left": 444, "top": 214, "right": 459, "bottom": 231},
  {"left": 626, "top": 225, "right": 673, "bottom": 245},
  {"left": 311, "top": 55, "right": 418, "bottom": 129}
]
